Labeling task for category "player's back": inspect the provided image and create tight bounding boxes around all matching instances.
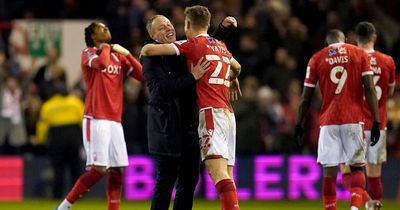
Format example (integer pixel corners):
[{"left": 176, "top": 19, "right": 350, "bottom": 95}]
[
  {"left": 306, "top": 43, "right": 372, "bottom": 125},
  {"left": 185, "top": 35, "right": 233, "bottom": 111},
  {"left": 362, "top": 50, "right": 396, "bottom": 129}
]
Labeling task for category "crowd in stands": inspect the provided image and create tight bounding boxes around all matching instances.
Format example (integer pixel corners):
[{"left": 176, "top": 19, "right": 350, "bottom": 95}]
[{"left": 1, "top": 0, "right": 400, "bottom": 158}]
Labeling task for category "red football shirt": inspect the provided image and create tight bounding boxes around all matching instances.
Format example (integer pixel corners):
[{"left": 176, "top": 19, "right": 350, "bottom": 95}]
[
  {"left": 81, "top": 45, "right": 142, "bottom": 122},
  {"left": 172, "top": 34, "right": 233, "bottom": 111},
  {"left": 304, "top": 43, "right": 373, "bottom": 125},
  {"left": 362, "top": 50, "right": 396, "bottom": 130}
]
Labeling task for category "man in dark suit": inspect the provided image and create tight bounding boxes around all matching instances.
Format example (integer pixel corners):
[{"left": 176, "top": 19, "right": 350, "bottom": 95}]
[{"left": 142, "top": 15, "right": 236, "bottom": 210}]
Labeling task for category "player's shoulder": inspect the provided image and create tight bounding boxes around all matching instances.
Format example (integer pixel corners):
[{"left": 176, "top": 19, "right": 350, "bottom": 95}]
[
  {"left": 82, "top": 47, "right": 97, "bottom": 57},
  {"left": 374, "top": 50, "right": 393, "bottom": 60}
]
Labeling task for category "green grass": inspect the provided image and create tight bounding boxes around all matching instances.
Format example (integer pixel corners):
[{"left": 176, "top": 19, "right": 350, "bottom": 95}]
[{"left": 0, "top": 199, "right": 399, "bottom": 210}]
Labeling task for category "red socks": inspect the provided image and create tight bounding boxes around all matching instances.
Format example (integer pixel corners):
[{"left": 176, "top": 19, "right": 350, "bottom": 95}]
[
  {"left": 215, "top": 179, "right": 240, "bottom": 210},
  {"left": 367, "top": 176, "right": 382, "bottom": 201},
  {"left": 350, "top": 170, "right": 366, "bottom": 208},
  {"left": 66, "top": 168, "right": 103, "bottom": 203},
  {"left": 323, "top": 177, "right": 337, "bottom": 210},
  {"left": 107, "top": 170, "right": 123, "bottom": 210},
  {"left": 342, "top": 173, "right": 351, "bottom": 190}
]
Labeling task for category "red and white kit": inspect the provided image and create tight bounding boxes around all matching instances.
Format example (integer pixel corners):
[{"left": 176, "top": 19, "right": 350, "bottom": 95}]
[
  {"left": 304, "top": 43, "right": 373, "bottom": 166},
  {"left": 362, "top": 50, "right": 396, "bottom": 164},
  {"left": 172, "top": 34, "right": 236, "bottom": 166},
  {"left": 81, "top": 45, "right": 142, "bottom": 168}
]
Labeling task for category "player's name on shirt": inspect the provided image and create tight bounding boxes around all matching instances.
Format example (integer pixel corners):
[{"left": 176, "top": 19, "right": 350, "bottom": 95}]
[
  {"left": 369, "top": 57, "right": 382, "bottom": 74},
  {"left": 206, "top": 44, "right": 228, "bottom": 54},
  {"left": 324, "top": 47, "right": 349, "bottom": 65}
]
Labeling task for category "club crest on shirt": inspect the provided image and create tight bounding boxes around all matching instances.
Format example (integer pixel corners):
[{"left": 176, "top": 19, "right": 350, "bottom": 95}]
[
  {"left": 328, "top": 49, "right": 337, "bottom": 56},
  {"left": 207, "top": 37, "right": 216, "bottom": 44}
]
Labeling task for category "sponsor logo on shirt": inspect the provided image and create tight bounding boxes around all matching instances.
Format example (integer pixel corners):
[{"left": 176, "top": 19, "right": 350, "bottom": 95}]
[{"left": 101, "top": 65, "right": 121, "bottom": 74}]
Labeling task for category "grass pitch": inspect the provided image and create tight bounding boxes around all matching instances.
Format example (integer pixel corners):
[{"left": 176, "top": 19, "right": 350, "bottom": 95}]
[{"left": 0, "top": 199, "right": 399, "bottom": 210}]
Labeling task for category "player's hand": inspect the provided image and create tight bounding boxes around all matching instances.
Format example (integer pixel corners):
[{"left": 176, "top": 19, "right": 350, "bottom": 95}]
[
  {"left": 190, "top": 57, "right": 210, "bottom": 80},
  {"left": 229, "top": 78, "right": 242, "bottom": 101},
  {"left": 112, "top": 44, "right": 130, "bottom": 56},
  {"left": 222, "top": 16, "right": 237, "bottom": 28},
  {"left": 370, "top": 121, "right": 380, "bottom": 147},
  {"left": 294, "top": 123, "right": 303, "bottom": 148}
]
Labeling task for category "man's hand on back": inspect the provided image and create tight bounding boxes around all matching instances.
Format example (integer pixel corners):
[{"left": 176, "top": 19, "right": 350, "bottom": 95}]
[{"left": 190, "top": 57, "right": 210, "bottom": 80}]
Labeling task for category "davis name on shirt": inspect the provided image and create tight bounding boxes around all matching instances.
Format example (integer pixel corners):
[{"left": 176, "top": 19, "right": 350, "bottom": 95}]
[{"left": 325, "top": 47, "right": 349, "bottom": 65}]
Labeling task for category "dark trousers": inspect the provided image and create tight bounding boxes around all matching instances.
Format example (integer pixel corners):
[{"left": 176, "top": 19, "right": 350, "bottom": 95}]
[
  {"left": 151, "top": 146, "right": 200, "bottom": 210},
  {"left": 48, "top": 125, "right": 82, "bottom": 198}
]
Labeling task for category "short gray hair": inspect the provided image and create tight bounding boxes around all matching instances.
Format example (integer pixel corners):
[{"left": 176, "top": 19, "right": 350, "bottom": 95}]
[
  {"left": 325, "top": 29, "right": 345, "bottom": 45},
  {"left": 146, "top": 15, "right": 165, "bottom": 34}
]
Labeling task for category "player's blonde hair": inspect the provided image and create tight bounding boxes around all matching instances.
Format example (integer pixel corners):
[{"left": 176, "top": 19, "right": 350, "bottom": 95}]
[{"left": 184, "top": 5, "right": 211, "bottom": 30}]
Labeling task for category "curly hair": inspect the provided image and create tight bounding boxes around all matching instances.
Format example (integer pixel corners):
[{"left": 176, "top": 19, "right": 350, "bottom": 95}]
[{"left": 84, "top": 22, "right": 97, "bottom": 47}]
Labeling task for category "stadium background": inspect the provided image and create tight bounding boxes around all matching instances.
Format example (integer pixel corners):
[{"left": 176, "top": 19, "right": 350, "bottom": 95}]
[{"left": 0, "top": 0, "right": 400, "bottom": 209}]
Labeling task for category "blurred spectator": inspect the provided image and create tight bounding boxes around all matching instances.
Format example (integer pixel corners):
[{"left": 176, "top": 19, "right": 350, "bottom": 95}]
[
  {"left": 35, "top": 81, "right": 84, "bottom": 198},
  {"left": 0, "top": 75, "right": 27, "bottom": 154},
  {"left": 122, "top": 79, "right": 147, "bottom": 154},
  {"left": 261, "top": 47, "right": 297, "bottom": 101},
  {"left": 33, "top": 47, "right": 66, "bottom": 101},
  {"left": 233, "top": 75, "right": 262, "bottom": 155}
]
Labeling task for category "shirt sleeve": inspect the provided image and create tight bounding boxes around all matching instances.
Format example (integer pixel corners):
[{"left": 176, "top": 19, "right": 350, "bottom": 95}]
[
  {"left": 172, "top": 40, "right": 193, "bottom": 57},
  {"left": 121, "top": 54, "right": 144, "bottom": 82},
  {"left": 361, "top": 50, "right": 373, "bottom": 76},
  {"left": 388, "top": 56, "right": 396, "bottom": 86},
  {"left": 304, "top": 55, "right": 318, "bottom": 88},
  {"left": 81, "top": 45, "right": 111, "bottom": 70}
]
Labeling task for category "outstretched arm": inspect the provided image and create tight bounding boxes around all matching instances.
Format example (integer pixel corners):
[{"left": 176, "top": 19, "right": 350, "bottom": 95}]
[
  {"left": 141, "top": 43, "right": 177, "bottom": 56},
  {"left": 212, "top": 16, "right": 237, "bottom": 42}
]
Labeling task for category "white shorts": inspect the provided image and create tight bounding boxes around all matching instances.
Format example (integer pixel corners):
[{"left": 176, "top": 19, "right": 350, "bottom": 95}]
[
  {"left": 317, "top": 123, "right": 366, "bottom": 167},
  {"left": 82, "top": 118, "right": 129, "bottom": 168},
  {"left": 198, "top": 108, "right": 236, "bottom": 166},
  {"left": 365, "top": 130, "right": 387, "bottom": 164}
]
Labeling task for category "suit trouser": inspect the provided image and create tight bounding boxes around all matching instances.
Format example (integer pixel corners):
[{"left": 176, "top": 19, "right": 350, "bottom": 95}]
[{"left": 151, "top": 145, "right": 200, "bottom": 210}]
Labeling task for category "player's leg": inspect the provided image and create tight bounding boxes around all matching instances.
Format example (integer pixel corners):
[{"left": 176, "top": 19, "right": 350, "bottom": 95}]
[
  {"left": 151, "top": 155, "right": 179, "bottom": 210},
  {"left": 323, "top": 166, "right": 338, "bottom": 210},
  {"left": 199, "top": 108, "right": 239, "bottom": 210},
  {"left": 174, "top": 144, "right": 200, "bottom": 210},
  {"left": 107, "top": 121, "right": 129, "bottom": 210},
  {"left": 205, "top": 158, "right": 240, "bottom": 210},
  {"left": 364, "top": 130, "right": 385, "bottom": 209},
  {"left": 341, "top": 123, "right": 367, "bottom": 210},
  {"left": 56, "top": 118, "right": 109, "bottom": 210},
  {"left": 318, "top": 125, "right": 343, "bottom": 210},
  {"left": 340, "top": 164, "right": 371, "bottom": 207}
]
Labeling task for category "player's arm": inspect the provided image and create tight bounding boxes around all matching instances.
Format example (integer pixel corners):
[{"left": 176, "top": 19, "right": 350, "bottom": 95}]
[
  {"left": 140, "top": 43, "right": 177, "bottom": 56},
  {"left": 297, "top": 86, "right": 315, "bottom": 125},
  {"left": 388, "top": 57, "right": 396, "bottom": 97},
  {"left": 363, "top": 74, "right": 380, "bottom": 122},
  {"left": 230, "top": 57, "right": 241, "bottom": 80},
  {"left": 112, "top": 44, "right": 145, "bottom": 82},
  {"left": 212, "top": 16, "right": 237, "bottom": 42},
  {"left": 87, "top": 44, "right": 111, "bottom": 70}
]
